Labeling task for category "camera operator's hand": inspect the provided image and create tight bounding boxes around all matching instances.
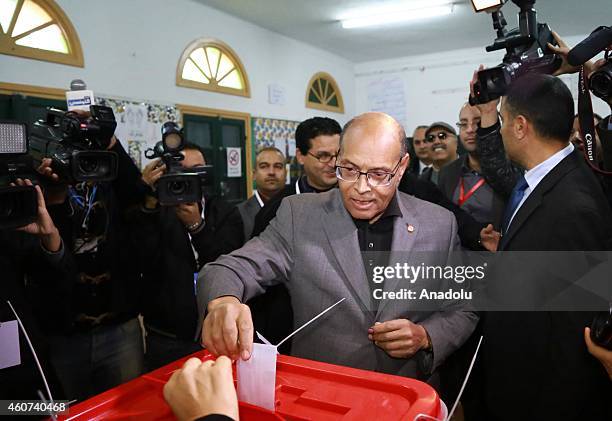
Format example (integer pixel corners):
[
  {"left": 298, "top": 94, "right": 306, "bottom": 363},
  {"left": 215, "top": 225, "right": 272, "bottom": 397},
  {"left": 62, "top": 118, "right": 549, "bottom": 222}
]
[
  {"left": 163, "top": 356, "right": 238, "bottom": 421},
  {"left": 175, "top": 202, "right": 203, "bottom": 231},
  {"left": 36, "top": 158, "right": 68, "bottom": 205},
  {"left": 480, "top": 224, "right": 501, "bottom": 252},
  {"left": 12, "top": 178, "right": 61, "bottom": 252},
  {"left": 585, "top": 327, "right": 612, "bottom": 380},
  {"left": 548, "top": 31, "right": 598, "bottom": 78},
  {"left": 142, "top": 158, "right": 166, "bottom": 190},
  {"left": 470, "top": 65, "right": 499, "bottom": 128}
]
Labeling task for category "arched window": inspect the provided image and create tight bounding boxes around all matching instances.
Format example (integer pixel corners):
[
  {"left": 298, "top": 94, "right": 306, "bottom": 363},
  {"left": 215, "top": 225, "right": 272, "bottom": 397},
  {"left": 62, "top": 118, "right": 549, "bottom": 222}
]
[
  {"left": 177, "top": 38, "right": 250, "bottom": 97},
  {"left": 305, "top": 72, "right": 344, "bottom": 113},
  {"left": 0, "top": 0, "right": 83, "bottom": 67}
]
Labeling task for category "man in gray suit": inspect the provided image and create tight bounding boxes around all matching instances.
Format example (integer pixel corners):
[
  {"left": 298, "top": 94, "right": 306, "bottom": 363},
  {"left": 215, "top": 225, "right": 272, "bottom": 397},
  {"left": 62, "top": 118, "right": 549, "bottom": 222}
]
[
  {"left": 197, "top": 112, "right": 477, "bottom": 380},
  {"left": 236, "top": 147, "right": 286, "bottom": 240}
]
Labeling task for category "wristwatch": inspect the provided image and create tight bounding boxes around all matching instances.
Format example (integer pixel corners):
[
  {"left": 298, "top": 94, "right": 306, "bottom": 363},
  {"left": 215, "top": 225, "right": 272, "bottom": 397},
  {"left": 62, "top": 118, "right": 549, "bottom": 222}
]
[{"left": 186, "top": 218, "right": 203, "bottom": 232}]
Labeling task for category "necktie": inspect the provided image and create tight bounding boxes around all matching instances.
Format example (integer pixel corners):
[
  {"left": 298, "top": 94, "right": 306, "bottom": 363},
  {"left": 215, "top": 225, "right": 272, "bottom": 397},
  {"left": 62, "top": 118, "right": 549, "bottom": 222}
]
[{"left": 501, "top": 175, "right": 528, "bottom": 234}]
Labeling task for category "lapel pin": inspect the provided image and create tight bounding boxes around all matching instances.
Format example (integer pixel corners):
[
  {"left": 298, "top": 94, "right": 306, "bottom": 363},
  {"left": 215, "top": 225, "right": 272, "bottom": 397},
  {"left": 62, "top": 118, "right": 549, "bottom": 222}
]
[{"left": 406, "top": 224, "right": 415, "bottom": 233}]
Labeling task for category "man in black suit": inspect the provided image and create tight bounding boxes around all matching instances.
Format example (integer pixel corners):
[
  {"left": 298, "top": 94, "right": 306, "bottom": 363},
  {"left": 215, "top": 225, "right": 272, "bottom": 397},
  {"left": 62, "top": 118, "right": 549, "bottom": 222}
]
[{"left": 475, "top": 74, "right": 612, "bottom": 420}]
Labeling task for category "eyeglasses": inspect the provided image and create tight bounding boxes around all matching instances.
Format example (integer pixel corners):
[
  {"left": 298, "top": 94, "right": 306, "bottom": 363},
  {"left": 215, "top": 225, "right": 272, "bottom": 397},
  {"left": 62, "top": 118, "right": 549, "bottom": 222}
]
[
  {"left": 335, "top": 157, "right": 403, "bottom": 187},
  {"left": 456, "top": 120, "right": 481, "bottom": 130},
  {"left": 307, "top": 151, "right": 338, "bottom": 163},
  {"left": 426, "top": 132, "right": 453, "bottom": 142}
]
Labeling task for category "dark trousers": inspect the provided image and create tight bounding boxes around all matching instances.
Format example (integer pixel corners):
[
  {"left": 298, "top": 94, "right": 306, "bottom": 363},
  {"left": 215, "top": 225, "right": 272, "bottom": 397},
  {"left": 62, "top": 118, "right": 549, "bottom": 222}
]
[
  {"left": 144, "top": 328, "right": 202, "bottom": 372},
  {"left": 47, "top": 317, "right": 144, "bottom": 402}
]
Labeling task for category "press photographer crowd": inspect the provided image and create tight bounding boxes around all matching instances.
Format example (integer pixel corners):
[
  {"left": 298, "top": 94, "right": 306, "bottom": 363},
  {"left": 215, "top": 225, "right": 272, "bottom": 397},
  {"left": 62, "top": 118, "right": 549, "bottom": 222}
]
[{"left": 2, "top": 0, "right": 612, "bottom": 420}]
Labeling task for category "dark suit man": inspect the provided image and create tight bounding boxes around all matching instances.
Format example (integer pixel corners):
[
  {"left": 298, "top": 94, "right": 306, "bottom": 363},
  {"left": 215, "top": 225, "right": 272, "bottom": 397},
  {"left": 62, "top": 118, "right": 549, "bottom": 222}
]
[
  {"left": 197, "top": 112, "right": 478, "bottom": 382},
  {"left": 236, "top": 147, "right": 286, "bottom": 240},
  {"left": 408, "top": 125, "right": 432, "bottom": 176},
  {"left": 420, "top": 122, "right": 458, "bottom": 186},
  {"left": 476, "top": 74, "right": 612, "bottom": 420}
]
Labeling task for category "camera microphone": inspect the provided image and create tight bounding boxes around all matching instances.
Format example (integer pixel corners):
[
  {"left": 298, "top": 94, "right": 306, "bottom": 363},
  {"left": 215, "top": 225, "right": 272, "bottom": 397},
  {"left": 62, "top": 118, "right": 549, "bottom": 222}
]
[
  {"left": 567, "top": 26, "right": 612, "bottom": 66},
  {"left": 66, "top": 79, "right": 96, "bottom": 112}
]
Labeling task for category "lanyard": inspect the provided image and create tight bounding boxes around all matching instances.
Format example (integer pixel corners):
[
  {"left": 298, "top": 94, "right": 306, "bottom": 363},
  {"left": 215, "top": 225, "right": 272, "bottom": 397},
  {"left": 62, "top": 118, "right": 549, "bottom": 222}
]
[
  {"left": 254, "top": 190, "right": 264, "bottom": 207},
  {"left": 295, "top": 179, "right": 301, "bottom": 195},
  {"left": 458, "top": 177, "right": 485, "bottom": 206}
]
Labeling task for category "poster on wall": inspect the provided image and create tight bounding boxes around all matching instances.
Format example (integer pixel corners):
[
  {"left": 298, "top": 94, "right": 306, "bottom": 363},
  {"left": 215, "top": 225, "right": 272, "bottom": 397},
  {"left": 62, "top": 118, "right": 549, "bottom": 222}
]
[
  {"left": 252, "top": 117, "right": 301, "bottom": 182},
  {"left": 366, "top": 76, "right": 407, "bottom": 131},
  {"left": 96, "top": 97, "right": 180, "bottom": 169},
  {"left": 227, "top": 147, "right": 242, "bottom": 177}
]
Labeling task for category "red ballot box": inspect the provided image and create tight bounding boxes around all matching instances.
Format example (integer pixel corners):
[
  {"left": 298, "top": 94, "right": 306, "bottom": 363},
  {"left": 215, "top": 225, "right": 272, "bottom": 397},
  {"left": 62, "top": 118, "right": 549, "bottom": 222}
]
[{"left": 58, "top": 350, "right": 444, "bottom": 420}]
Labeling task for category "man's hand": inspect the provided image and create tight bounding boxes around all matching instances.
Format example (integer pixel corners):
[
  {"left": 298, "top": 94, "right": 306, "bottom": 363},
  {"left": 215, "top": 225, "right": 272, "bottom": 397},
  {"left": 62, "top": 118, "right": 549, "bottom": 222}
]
[
  {"left": 142, "top": 158, "right": 166, "bottom": 189},
  {"left": 480, "top": 223, "right": 501, "bottom": 252},
  {"left": 13, "top": 179, "right": 61, "bottom": 252},
  {"left": 36, "top": 158, "right": 68, "bottom": 205},
  {"left": 368, "top": 319, "right": 430, "bottom": 359},
  {"left": 585, "top": 327, "right": 612, "bottom": 380},
  {"left": 163, "top": 356, "right": 239, "bottom": 421},
  {"left": 175, "top": 202, "right": 202, "bottom": 228},
  {"left": 470, "top": 65, "right": 499, "bottom": 128},
  {"left": 203, "top": 296, "right": 253, "bottom": 361}
]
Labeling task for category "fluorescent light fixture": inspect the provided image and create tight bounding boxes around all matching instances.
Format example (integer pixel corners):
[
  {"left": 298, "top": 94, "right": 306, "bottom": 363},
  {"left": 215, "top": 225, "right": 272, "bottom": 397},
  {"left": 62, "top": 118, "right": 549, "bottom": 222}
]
[
  {"left": 341, "top": 4, "right": 454, "bottom": 29},
  {"left": 470, "top": 0, "right": 505, "bottom": 13}
]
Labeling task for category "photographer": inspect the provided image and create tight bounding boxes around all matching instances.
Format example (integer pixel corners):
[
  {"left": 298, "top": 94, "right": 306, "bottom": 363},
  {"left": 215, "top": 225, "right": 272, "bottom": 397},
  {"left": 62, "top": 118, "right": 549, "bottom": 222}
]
[
  {"left": 472, "top": 34, "right": 612, "bottom": 209},
  {"left": 134, "top": 143, "right": 243, "bottom": 370},
  {"left": 0, "top": 178, "right": 74, "bottom": 401},
  {"left": 29, "top": 120, "right": 148, "bottom": 401}
]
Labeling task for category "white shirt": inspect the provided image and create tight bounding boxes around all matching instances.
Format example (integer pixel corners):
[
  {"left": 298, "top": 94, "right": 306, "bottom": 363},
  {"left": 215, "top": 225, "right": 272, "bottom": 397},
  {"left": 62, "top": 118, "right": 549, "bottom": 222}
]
[
  {"left": 419, "top": 160, "right": 432, "bottom": 175},
  {"left": 507, "top": 143, "right": 574, "bottom": 228}
]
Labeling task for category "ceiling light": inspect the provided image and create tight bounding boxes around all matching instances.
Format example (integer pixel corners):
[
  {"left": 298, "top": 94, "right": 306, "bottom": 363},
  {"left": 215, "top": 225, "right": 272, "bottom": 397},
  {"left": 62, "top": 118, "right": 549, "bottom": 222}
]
[
  {"left": 470, "top": 0, "right": 505, "bottom": 13},
  {"left": 341, "top": 4, "right": 454, "bottom": 29}
]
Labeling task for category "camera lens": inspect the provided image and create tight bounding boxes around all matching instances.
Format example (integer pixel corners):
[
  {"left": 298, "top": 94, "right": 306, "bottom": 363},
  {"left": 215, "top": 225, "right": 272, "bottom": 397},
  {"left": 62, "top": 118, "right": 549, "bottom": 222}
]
[
  {"left": 169, "top": 180, "right": 187, "bottom": 195},
  {"left": 79, "top": 157, "right": 99, "bottom": 174},
  {"left": 590, "top": 69, "right": 612, "bottom": 100}
]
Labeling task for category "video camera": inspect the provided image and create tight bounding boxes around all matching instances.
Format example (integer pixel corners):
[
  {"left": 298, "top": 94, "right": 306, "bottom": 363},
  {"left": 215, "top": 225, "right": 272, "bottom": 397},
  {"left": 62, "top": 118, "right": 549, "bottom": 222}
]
[
  {"left": 0, "top": 122, "right": 38, "bottom": 230},
  {"left": 145, "top": 121, "right": 214, "bottom": 206},
  {"left": 469, "top": 0, "right": 561, "bottom": 105},
  {"left": 568, "top": 25, "right": 612, "bottom": 103},
  {"left": 29, "top": 105, "right": 119, "bottom": 183}
]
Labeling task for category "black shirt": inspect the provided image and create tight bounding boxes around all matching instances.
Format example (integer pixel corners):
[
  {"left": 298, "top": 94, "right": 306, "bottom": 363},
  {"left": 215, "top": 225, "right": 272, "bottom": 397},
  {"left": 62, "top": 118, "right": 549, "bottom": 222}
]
[{"left": 352, "top": 194, "right": 402, "bottom": 307}]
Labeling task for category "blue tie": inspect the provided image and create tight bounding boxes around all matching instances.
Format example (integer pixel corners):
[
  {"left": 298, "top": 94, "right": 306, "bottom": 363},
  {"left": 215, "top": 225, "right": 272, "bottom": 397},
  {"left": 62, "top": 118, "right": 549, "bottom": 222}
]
[{"left": 502, "top": 175, "right": 528, "bottom": 234}]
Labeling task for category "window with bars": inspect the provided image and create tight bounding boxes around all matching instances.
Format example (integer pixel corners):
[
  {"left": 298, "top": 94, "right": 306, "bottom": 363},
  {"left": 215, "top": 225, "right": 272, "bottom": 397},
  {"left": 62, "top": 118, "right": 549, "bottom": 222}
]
[
  {"left": 305, "top": 72, "right": 344, "bottom": 113},
  {"left": 0, "top": 0, "right": 83, "bottom": 66},
  {"left": 177, "top": 38, "right": 250, "bottom": 97}
]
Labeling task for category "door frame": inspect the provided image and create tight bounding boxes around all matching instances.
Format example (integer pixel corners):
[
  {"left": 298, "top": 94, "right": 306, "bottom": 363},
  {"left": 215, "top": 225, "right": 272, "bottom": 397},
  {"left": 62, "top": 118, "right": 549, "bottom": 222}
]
[{"left": 177, "top": 104, "right": 253, "bottom": 198}]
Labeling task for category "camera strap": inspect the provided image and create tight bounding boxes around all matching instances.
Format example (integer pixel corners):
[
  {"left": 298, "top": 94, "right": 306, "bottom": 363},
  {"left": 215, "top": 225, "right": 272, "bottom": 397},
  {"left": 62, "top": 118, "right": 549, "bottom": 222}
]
[{"left": 578, "top": 65, "right": 612, "bottom": 175}]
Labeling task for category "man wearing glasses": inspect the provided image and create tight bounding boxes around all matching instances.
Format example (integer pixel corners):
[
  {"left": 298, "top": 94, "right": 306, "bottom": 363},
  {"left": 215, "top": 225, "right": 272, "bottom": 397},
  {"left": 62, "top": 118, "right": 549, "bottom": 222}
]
[
  {"left": 420, "top": 122, "right": 459, "bottom": 185},
  {"left": 197, "top": 112, "right": 478, "bottom": 382},
  {"left": 437, "top": 103, "right": 505, "bottom": 229},
  {"left": 248, "top": 116, "right": 342, "bottom": 350}
]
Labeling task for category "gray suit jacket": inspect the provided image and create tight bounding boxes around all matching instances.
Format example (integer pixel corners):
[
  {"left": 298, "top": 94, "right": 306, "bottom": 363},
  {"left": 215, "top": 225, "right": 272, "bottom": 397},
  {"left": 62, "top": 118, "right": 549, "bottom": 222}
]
[
  {"left": 197, "top": 189, "right": 477, "bottom": 378},
  {"left": 236, "top": 194, "right": 261, "bottom": 240}
]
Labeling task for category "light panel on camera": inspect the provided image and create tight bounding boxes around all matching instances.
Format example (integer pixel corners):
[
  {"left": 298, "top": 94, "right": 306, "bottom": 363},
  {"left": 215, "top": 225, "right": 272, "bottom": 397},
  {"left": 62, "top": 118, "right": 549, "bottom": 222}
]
[
  {"left": 0, "top": 122, "right": 27, "bottom": 154},
  {"left": 471, "top": 0, "right": 505, "bottom": 12}
]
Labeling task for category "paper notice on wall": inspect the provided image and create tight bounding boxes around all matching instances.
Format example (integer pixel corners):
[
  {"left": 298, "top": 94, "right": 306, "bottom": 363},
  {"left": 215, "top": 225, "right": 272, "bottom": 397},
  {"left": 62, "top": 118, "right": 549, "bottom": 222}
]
[
  {"left": 227, "top": 147, "right": 242, "bottom": 177},
  {"left": 366, "top": 76, "right": 407, "bottom": 130},
  {"left": 237, "top": 343, "right": 277, "bottom": 411}
]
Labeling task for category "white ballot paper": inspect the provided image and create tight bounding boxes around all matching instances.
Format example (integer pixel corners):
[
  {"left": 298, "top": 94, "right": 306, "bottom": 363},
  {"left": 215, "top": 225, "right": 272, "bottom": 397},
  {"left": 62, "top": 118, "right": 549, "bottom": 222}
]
[
  {"left": 237, "top": 343, "right": 277, "bottom": 411},
  {"left": 237, "top": 297, "right": 346, "bottom": 411}
]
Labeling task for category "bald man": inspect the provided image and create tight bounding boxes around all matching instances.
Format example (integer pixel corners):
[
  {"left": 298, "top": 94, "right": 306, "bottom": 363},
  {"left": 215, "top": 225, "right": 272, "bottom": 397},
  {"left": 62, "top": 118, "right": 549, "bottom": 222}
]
[{"left": 196, "top": 112, "right": 477, "bottom": 382}]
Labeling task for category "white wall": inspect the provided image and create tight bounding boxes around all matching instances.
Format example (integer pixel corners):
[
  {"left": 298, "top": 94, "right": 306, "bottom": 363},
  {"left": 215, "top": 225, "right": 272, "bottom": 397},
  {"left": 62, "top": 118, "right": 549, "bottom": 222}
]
[
  {"left": 0, "top": 0, "right": 354, "bottom": 124},
  {"left": 355, "top": 34, "right": 610, "bottom": 134}
]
